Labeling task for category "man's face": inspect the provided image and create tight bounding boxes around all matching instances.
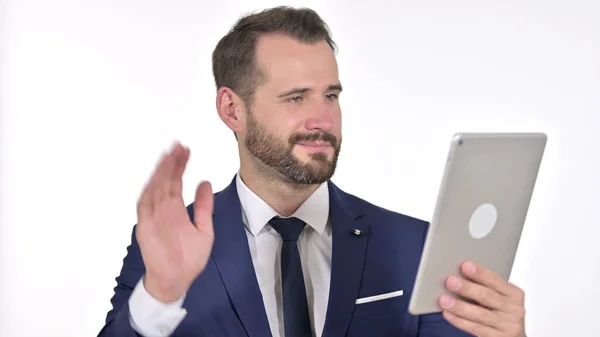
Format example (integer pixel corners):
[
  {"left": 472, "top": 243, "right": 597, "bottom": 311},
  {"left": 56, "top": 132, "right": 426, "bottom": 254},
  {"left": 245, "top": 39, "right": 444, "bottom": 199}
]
[{"left": 242, "top": 34, "right": 342, "bottom": 185}]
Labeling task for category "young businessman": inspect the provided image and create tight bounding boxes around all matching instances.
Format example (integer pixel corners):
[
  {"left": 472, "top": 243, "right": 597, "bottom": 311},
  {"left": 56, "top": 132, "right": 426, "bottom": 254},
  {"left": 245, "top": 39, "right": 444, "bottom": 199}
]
[{"left": 98, "top": 6, "right": 527, "bottom": 337}]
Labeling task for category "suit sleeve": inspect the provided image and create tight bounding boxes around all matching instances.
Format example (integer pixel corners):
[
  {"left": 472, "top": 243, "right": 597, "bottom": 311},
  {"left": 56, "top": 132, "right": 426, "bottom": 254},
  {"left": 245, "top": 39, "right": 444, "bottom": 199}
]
[
  {"left": 417, "top": 312, "right": 475, "bottom": 337},
  {"left": 97, "top": 225, "right": 187, "bottom": 337}
]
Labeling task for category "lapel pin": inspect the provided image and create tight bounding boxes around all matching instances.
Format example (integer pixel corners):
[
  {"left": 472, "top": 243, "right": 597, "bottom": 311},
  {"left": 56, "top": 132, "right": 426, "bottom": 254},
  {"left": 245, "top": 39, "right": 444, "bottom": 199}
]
[{"left": 351, "top": 228, "right": 363, "bottom": 236}]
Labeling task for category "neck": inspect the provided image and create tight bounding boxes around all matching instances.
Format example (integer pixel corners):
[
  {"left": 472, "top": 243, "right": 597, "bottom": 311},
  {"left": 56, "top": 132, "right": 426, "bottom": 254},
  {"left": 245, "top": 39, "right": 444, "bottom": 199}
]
[{"left": 239, "top": 160, "right": 321, "bottom": 217}]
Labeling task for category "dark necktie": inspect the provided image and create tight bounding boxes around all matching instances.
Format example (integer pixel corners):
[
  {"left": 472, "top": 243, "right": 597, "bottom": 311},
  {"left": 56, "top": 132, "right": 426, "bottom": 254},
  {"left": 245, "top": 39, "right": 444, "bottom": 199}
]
[{"left": 269, "top": 217, "right": 313, "bottom": 337}]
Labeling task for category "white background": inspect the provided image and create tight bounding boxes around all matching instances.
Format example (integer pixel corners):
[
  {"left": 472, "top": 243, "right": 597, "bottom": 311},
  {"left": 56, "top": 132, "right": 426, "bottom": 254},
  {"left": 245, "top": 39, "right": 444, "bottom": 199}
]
[{"left": 1, "top": 0, "right": 598, "bottom": 336}]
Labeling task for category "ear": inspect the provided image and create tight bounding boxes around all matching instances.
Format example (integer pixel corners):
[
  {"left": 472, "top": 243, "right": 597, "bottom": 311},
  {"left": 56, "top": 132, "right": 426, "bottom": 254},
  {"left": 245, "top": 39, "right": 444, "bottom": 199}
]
[{"left": 216, "top": 87, "right": 246, "bottom": 135}]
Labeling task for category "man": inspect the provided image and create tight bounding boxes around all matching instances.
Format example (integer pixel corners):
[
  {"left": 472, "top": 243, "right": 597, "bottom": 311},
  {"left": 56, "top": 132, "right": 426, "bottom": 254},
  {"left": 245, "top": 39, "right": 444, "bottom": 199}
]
[{"left": 98, "top": 6, "right": 527, "bottom": 337}]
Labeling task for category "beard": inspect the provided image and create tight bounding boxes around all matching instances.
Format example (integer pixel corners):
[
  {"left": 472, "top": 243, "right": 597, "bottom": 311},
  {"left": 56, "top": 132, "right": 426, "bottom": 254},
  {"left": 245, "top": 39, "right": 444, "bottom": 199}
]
[{"left": 244, "top": 112, "right": 341, "bottom": 185}]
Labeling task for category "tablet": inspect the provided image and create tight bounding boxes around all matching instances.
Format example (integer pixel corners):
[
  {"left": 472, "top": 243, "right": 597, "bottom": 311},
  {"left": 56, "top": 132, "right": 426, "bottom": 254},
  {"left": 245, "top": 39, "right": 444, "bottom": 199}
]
[{"left": 408, "top": 132, "right": 547, "bottom": 315}]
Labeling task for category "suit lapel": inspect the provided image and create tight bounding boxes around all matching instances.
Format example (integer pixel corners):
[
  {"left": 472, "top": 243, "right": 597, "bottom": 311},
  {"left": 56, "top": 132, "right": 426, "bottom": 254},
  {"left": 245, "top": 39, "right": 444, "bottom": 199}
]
[
  {"left": 321, "top": 182, "right": 370, "bottom": 337},
  {"left": 210, "top": 178, "right": 272, "bottom": 337}
]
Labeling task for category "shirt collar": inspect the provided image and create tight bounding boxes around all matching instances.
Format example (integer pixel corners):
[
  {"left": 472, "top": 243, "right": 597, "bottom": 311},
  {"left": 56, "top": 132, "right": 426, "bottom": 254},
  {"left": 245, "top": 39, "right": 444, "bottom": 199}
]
[{"left": 235, "top": 172, "right": 330, "bottom": 237}]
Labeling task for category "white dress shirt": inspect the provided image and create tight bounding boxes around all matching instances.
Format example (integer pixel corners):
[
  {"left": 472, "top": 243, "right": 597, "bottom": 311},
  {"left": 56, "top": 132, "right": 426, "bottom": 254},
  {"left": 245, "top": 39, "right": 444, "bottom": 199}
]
[{"left": 128, "top": 173, "right": 332, "bottom": 337}]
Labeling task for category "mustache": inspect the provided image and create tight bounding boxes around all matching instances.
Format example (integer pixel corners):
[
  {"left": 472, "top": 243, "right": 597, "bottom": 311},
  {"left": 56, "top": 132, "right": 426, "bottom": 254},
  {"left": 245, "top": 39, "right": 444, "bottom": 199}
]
[{"left": 289, "top": 132, "right": 338, "bottom": 146}]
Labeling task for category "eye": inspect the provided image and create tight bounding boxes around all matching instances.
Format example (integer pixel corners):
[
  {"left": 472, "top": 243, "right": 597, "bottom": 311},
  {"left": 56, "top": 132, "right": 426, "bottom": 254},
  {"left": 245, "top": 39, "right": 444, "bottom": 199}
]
[
  {"left": 325, "top": 93, "right": 339, "bottom": 101},
  {"left": 288, "top": 96, "right": 303, "bottom": 103}
]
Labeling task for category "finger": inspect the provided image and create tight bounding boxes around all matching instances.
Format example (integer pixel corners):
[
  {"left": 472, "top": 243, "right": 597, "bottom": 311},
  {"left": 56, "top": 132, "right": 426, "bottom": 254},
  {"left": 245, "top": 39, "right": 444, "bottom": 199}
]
[
  {"left": 445, "top": 275, "right": 506, "bottom": 311},
  {"left": 148, "top": 151, "right": 177, "bottom": 204},
  {"left": 169, "top": 145, "right": 190, "bottom": 197},
  {"left": 439, "top": 294, "right": 503, "bottom": 331},
  {"left": 442, "top": 310, "right": 499, "bottom": 337},
  {"left": 137, "top": 189, "right": 153, "bottom": 223},
  {"left": 461, "top": 261, "right": 525, "bottom": 304},
  {"left": 148, "top": 142, "right": 184, "bottom": 200},
  {"left": 137, "top": 152, "right": 174, "bottom": 219},
  {"left": 193, "top": 181, "right": 214, "bottom": 234},
  {"left": 496, "top": 302, "right": 527, "bottom": 325}
]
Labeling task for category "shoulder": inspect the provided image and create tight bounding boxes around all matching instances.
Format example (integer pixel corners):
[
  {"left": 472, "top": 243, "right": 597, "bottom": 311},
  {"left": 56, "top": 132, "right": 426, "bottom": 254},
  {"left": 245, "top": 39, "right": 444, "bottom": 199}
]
[
  {"left": 332, "top": 183, "right": 430, "bottom": 238},
  {"left": 332, "top": 183, "right": 430, "bottom": 277}
]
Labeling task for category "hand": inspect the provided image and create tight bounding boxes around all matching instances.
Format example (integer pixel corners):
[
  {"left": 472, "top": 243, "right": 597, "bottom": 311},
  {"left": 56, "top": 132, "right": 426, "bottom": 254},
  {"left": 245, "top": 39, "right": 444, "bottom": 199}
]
[
  {"left": 135, "top": 142, "right": 215, "bottom": 303},
  {"left": 439, "top": 261, "right": 526, "bottom": 337}
]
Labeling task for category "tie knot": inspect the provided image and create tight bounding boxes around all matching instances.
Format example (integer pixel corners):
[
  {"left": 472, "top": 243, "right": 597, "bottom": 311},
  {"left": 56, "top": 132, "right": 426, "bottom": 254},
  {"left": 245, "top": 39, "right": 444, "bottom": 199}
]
[{"left": 269, "top": 217, "right": 306, "bottom": 241}]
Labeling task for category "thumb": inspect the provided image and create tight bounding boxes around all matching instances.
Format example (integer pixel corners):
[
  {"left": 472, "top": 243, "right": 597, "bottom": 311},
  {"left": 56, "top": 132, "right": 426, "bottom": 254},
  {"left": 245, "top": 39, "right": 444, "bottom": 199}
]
[{"left": 193, "top": 181, "right": 214, "bottom": 233}]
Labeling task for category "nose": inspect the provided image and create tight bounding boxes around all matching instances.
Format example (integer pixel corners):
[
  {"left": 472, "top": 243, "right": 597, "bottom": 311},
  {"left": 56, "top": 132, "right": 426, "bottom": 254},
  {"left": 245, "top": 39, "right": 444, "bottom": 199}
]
[{"left": 305, "top": 103, "right": 334, "bottom": 132}]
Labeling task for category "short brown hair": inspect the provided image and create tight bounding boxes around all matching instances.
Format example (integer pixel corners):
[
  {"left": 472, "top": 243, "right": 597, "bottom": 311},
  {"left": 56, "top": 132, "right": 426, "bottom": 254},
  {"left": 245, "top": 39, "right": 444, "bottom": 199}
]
[{"left": 212, "top": 6, "right": 337, "bottom": 106}]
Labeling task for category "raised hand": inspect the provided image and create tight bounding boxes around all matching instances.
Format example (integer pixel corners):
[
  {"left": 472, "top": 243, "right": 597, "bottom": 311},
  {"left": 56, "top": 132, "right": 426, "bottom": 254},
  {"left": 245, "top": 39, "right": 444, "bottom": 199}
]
[
  {"left": 135, "top": 142, "right": 215, "bottom": 303},
  {"left": 439, "top": 261, "right": 527, "bottom": 337}
]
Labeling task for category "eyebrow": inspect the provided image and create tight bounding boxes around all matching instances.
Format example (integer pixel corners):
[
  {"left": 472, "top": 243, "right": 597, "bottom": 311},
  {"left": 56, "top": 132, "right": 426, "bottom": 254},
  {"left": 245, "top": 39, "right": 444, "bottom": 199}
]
[{"left": 277, "top": 84, "right": 343, "bottom": 98}]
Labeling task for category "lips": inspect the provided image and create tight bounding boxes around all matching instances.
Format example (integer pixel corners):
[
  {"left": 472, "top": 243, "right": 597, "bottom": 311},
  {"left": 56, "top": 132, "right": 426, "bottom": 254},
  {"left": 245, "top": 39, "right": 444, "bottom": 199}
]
[
  {"left": 289, "top": 132, "right": 337, "bottom": 149},
  {"left": 296, "top": 142, "right": 332, "bottom": 153},
  {"left": 297, "top": 141, "right": 331, "bottom": 147}
]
